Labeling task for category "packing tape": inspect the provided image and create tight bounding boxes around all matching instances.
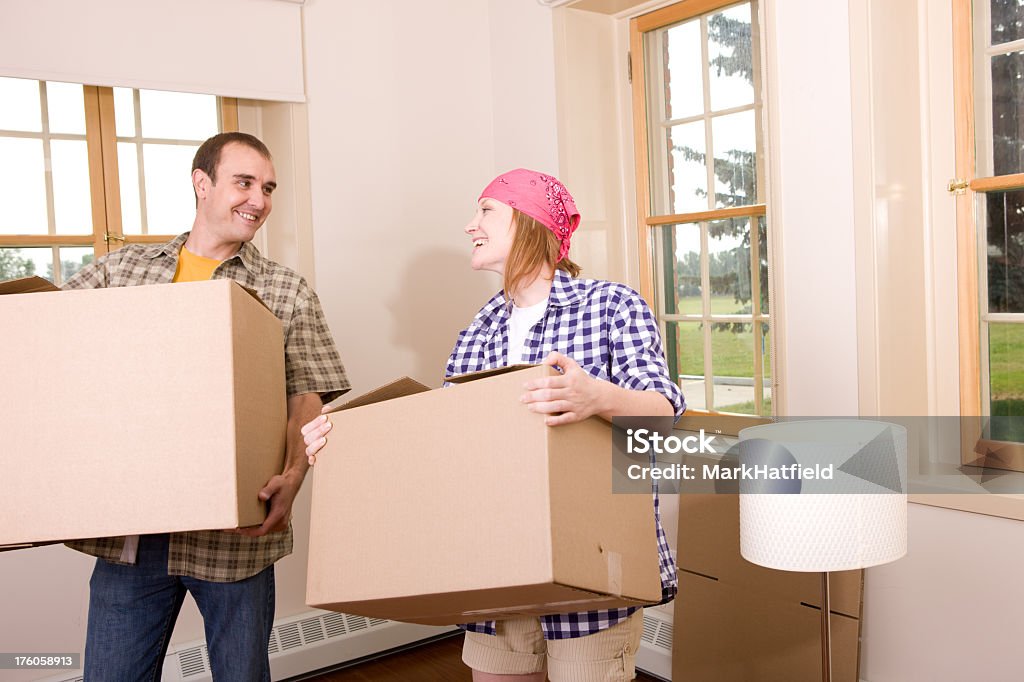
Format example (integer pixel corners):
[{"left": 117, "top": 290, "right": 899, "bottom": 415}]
[{"left": 607, "top": 551, "right": 623, "bottom": 596}]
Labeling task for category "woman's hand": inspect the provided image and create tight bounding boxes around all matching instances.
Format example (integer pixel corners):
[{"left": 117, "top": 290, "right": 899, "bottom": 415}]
[
  {"left": 301, "top": 414, "right": 333, "bottom": 465},
  {"left": 520, "top": 351, "right": 608, "bottom": 426},
  {"left": 521, "top": 351, "right": 675, "bottom": 425}
]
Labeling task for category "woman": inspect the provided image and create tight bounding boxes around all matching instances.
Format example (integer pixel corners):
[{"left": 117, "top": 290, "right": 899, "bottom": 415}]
[{"left": 303, "top": 168, "right": 684, "bottom": 681}]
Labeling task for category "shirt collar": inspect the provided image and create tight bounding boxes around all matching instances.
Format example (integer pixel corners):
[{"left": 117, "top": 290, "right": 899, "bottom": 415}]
[
  {"left": 547, "top": 268, "right": 586, "bottom": 308},
  {"left": 470, "top": 269, "right": 585, "bottom": 333},
  {"left": 144, "top": 232, "right": 264, "bottom": 276}
]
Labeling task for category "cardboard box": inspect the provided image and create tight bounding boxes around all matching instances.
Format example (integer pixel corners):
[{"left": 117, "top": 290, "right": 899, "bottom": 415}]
[
  {"left": 0, "top": 277, "right": 286, "bottom": 547},
  {"left": 673, "top": 493, "right": 863, "bottom": 681},
  {"left": 306, "top": 365, "right": 663, "bottom": 625}
]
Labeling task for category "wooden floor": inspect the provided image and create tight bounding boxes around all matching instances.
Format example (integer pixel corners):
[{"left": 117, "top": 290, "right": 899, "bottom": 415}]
[{"left": 294, "top": 633, "right": 663, "bottom": 682}]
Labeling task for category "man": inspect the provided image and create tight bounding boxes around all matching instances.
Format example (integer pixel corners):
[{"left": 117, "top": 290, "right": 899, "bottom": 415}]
[{"left": 64, "top": 132, "right": 349, "bottom": 681}]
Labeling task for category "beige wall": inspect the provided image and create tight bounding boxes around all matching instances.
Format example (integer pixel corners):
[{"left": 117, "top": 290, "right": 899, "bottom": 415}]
[
  {"left": 302, "top": 0, "right": 558, "bottom": 396},
  {"left": 853, "top": 0, "right": 1024, "bottom": 680},
  {"left": 6, "top": 1, "right": 1024, "bottom": 680},
  {"left": 555, "top": 1, "right": 1024, "bottom": 680},
  {"left": 0, "top": 1, "right": 562, "bottom": 674}
]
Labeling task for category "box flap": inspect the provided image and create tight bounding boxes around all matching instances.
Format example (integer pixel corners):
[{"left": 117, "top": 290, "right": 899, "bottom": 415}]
[
  {"left": 445, "top": 364, "right": 540, "bottom": 385},
  {"left": 0, "top": 276, "right": 59, "bottom": 295},
  {"left": 235, "top": 282, "right": 273, "bottom": 313},
  {"left": 324, "top": 376, "right": 431, "bottom": 412}
]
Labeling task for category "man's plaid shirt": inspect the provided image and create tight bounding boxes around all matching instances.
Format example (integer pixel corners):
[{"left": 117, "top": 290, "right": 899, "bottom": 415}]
[
  {"left": 63, "top": 232, "right": 349, "bottom": 582},
  {"left": 445, "top": 269, "right": 685, "bottom": 639}
]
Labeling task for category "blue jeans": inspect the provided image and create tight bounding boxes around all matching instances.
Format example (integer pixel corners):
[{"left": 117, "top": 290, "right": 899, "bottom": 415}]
[{"left": 84, "top": 534, "right": 275, "bottom": 682}]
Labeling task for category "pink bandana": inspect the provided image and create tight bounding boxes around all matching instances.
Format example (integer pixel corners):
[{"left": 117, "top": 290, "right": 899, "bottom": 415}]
[{"left": 479, "top": 168, "right": 581, "bottom": 262}]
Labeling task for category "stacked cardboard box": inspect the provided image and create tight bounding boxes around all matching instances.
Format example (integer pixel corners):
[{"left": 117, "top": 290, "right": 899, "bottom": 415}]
[{"left": 673, "top": 492, "right": 862, "bottom": 681}]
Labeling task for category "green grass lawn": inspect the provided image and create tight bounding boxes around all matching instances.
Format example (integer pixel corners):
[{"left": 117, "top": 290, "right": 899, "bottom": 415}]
[
  {"left": 990, "top": 323, "right": 1024, "bottom": 405},
  {"left": 667, "top": 295, "right": 770, "bottom": 379},
  {"left": 664, "top": 303, "right": 1024, "bottom": 422}
]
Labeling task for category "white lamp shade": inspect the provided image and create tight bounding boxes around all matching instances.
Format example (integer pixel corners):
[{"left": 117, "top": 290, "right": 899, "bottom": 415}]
[{"left": 738, "top": 420, "right": 908, "bottom": 572}]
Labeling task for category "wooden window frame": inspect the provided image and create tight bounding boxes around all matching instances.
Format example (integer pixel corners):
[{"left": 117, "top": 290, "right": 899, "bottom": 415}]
[
  {"left": 952, "top": 0, "right": 1024, "bottom": 473},
  {"left": 630, "top": 0, "right": 772, "bottom": 431},
  {"left": 0, "top": 82, "right": 238, "bottom": 283}
]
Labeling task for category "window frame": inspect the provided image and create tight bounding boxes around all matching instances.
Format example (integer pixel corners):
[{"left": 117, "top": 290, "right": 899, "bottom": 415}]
[
  {"left": 0, "top": 81, "right": 237, "bottom": 285},
  {"left": 630, "top": 0, "right": 773, "bottom": 430},
  {"left": 952, "top": 0, "right": 1024, "bottom": 472}
]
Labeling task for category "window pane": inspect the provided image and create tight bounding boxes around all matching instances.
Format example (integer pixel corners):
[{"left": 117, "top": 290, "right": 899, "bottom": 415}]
[
  {"left": 984, "top": 189, "right": 1024, "bottom": 313},
  {"left": 990, "top": 51, "right": 1024, "bottom": 176},
  {"left": 45, "top": 82, "right": 86, "bottom": 135},
  {"left": 708, "top": 217, "right": 751, "bottom": 314},
  {"left": 758, "top": 215, "right": 769, "bottom": 315},
  {"left": 50, "top": 140, "right": 92, "bottom": 234},
  {"left": 114, "top": 87, "right": 136, "bottom": 137},
  {"left": 708, "top": 3, "right": 754, "bottom": 111},
  {"left": 0, "top": 77, "right": 42, "bottom": 132},
  {"left": 0, "top": 138, "right": 47, "bottom": 234},
  {"left": 988, "top": 323, "right": 1024, "bottom": 432},
  {"left": 711, "top": 110, "right": 757, "bottom": 208},
  {"left": 0, "top": 247, "right": 52, "bottom": 282},
  {"left": 664, "top": 223, "right": 702, "bottom": 315},
  {"left": 143, "top": 144, "right": 198, "bottom": 234},
  {"left": 991, "top": 0, "right": 1024, "bottom": 45},
  {"left": 760, "top": 321, "right": 772, "bottom": 415},
  {"left": 139, "top": 90, "right": 217, "bottom": 140},
  {"left": 117, "top": 142, "right": 143, "bottom": 234},
  {"left": 711, "top": 322, "right": 754, "bottom": 413},
  {"left": 669, "top": 121, "right": 708, "bottom": 213},
  {"left": 664, "top": 18, "right": 703, "bottom": 120},
  {"left": 669, "top": 321, "right": 705, "bottom": 410},
  {"left": 59, "top": 247, "right": 94, "bottom": 286}
]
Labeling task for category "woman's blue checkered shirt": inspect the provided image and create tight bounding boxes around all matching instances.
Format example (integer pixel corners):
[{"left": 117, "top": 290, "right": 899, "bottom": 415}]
[{"left": 445, "top": 269, "right": 686, "bottom": 640}]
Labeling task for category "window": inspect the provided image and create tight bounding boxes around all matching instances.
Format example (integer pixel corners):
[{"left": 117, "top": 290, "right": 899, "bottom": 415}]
[
  {"left": 0, "top": 77, "right": 236, "bottom": 286},
  {"left": 631, "top": 0, "right": 771, "bottom": 420},
  {"left": 953, "top": 0, "right": 1024, "bottom": 470}
]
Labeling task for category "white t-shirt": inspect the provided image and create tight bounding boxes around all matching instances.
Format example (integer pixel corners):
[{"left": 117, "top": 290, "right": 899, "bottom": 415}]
[{"left": 507, "top": 297, "right": 549, "bottom": 364}]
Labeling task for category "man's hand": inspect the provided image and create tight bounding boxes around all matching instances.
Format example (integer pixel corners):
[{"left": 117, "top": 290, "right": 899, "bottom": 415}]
[
  {"left": 237, "top": 469, "right": 304, "bottom": 536},
  {"left": 520, "top": 352, "right": 608, "bottom": 426},
  {"left": 237, "top": 392, "right": 323, "bottom": 537}
]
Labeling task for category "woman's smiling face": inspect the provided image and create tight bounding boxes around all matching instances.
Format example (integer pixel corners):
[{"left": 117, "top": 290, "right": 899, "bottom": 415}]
[{"left": 464, "top": 197, "right": 515, "bottom": 273}]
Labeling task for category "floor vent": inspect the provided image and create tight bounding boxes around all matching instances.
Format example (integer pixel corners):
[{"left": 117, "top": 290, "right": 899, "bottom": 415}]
[
  {"left": 40, "top": 611, "right": 447, "bottom": 682},
  {"left": 161, "top": 611, "right": 447, "bottom": 681},
  {"left": 636, "top": 607, "right": 674, "bottom": 681},
  {"left": 178, "top": 646, "right": 207, "bottom": 677}
]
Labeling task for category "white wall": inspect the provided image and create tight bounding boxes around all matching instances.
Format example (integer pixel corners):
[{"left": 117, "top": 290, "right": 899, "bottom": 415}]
[
  {"left": 852, "top": 0, "right": 1024, "bottom": 680},
  {"left": 0, "top": 2, "right": 561, "bottom": 677},
  {"left": 554, "top": 1, "right": 1024, "bottom": 681},
  {"left": 302, "top": 0, "right": 559, "bottom": 396}
]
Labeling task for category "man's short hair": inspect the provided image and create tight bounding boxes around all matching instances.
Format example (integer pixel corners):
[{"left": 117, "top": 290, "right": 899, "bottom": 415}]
[{"left": 192, "top": 132, "right": 272, "bottom": 185}]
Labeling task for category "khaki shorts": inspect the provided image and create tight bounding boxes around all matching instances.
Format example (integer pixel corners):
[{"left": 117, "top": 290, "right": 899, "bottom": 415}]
[{"left": 462, "top": 610, "right": 644, "bottom": 682}]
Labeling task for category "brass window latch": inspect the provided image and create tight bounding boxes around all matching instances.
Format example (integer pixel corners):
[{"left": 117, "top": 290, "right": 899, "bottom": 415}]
[
  {"left": 103, "top": 232, "right": 126, "bottom": 243},
  {"left": 947, "top": 178, "right": 969, "bottom": 195}
]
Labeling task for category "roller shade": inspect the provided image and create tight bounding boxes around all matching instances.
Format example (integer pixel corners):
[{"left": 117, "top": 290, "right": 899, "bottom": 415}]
[{"left": 0, "top": 0, "right": 305, "bottom": 101}]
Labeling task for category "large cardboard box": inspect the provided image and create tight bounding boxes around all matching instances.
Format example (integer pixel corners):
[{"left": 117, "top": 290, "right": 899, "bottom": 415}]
[
  {"left": 673, "top": 493, "right": 863, "bottom": 681},
  {"left": 306, "top": 365, "right": 663, "bottom": 625},
  {"left": 0, "top": 277, "right": 287, "bottom": 547}
]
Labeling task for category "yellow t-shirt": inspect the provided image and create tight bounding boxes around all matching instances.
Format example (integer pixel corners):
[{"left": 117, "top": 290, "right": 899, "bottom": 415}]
[{"left": 173, "top": 246, "right": 222, "bottom": 283}]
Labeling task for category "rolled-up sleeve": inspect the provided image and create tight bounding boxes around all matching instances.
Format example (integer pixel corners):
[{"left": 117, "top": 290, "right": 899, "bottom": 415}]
[
  {"left": 285, "top": 286, "right": 350, "bottom": 403},
  {"left": 608, "top": 292, "right": 686, "bottom": 420}
]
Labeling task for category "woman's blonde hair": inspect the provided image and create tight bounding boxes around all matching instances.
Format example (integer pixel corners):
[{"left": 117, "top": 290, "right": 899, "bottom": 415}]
[{"left": 503, "top": 209, "right": 581, "bottom": 302}]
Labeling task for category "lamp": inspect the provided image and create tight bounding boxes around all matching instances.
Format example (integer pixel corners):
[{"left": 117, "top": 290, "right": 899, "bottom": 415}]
[{"left": 737, "top": 420, "right": 908, "bottom": 682}]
